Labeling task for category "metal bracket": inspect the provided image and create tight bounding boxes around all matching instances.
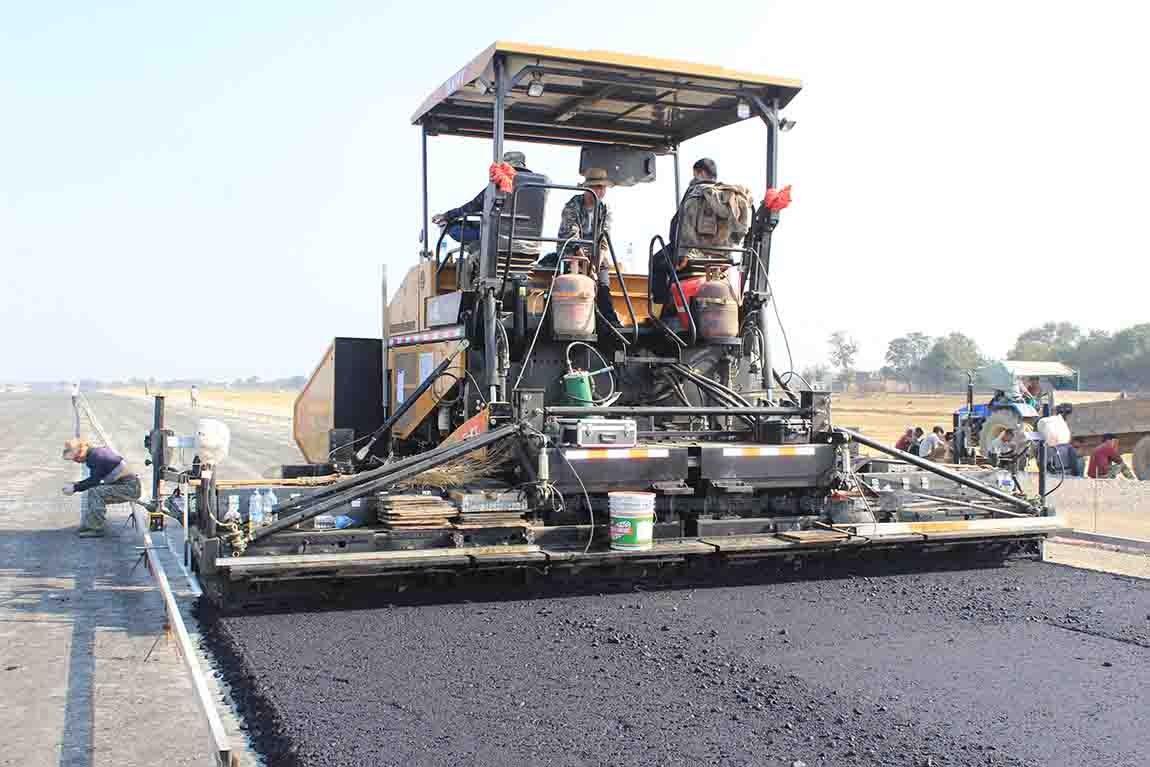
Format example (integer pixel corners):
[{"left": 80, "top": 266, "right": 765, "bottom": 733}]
[
  {"left": 651, "top": 480, "right": 693, "bottom": 495},
  {"left": 711, "top": 480, "right": 754, "bottom": 494},
  {"left": 614, "top": 351, "right": 682, "bottom": 366}
]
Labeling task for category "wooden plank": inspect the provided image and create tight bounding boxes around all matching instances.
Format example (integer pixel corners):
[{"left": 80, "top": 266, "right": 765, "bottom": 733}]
[
  {"left": 776, "top": 530, "right": 850, "bottom": 543},
  {"left": 220, "top": 544, "right": 541, "bottom": 571},
  {"left": 698, "top": 535, "right": 794, "bottom": 552}
]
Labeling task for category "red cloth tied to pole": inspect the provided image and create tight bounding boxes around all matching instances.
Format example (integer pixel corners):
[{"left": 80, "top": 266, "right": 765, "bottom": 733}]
[
  {"left": 764, "top": 184, "right": 792, "bottom": 211},
  {"left": 489, "top": 162, "right": 517, "bottom": 193}
]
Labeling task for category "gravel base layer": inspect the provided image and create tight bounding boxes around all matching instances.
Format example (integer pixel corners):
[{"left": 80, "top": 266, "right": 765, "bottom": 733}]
[{"left": 199, "top": 555, "right": 1150, "bottom": 767}]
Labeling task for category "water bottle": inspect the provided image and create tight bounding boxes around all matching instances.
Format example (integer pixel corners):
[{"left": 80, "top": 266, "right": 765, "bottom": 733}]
[
  {"left": 314, "top": 514, "right": 353, "bottom": 530},
  {"left": 223, "top": 495, "right": 242, "bottom": 524},
  {"left": 263, "top": 488, "right": 279, "bottom": 523},
  {"left": 248, "top": 490, "right": 265, "bottom": 528}
]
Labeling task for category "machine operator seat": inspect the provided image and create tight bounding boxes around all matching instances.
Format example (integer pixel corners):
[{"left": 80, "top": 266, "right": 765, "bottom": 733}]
[{"left": 496, "top": 170, "right": 550, "bottom": 277}]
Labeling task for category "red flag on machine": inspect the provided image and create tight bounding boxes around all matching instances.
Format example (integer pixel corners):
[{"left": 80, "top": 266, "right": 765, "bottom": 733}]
[
  {"left": 764, "top": 185, "right": 793, "bottom": 211},
  {"left": 489, "top": 162, "right": 518, "bottom": 193}
]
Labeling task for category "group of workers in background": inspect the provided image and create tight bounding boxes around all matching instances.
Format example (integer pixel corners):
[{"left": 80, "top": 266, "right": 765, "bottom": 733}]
[
  {"left": 893, "top": 401, "right": 1134, "bottom": 479},
  {"left": 895, "top": 426, "right": 952, "bottom": 462}
]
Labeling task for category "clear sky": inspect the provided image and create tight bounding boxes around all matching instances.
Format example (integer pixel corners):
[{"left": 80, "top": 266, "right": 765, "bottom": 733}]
[{"left": 3, "top": 1, "right": 1147, "bottom": 382}]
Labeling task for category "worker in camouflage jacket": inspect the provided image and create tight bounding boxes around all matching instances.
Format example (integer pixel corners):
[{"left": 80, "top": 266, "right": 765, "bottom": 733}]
[{"left": 556, "top": 168, "right": 618, "bottom": 325}]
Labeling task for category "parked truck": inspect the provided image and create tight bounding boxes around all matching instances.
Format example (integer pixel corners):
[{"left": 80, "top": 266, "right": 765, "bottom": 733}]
[{"left": 1068, "top": 396, "right": 1150, "bottom": 479}]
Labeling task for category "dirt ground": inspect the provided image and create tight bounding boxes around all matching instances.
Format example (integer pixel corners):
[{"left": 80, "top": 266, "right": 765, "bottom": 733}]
[
  {"left": 834, "top": 390, "right": 1119, "bottom": 447},
  {"left": 108, "top": 387, "right": 296, "bottom": 417},
  {"left": 104, "top": 389, "right": 1121, "bottom": 443}
]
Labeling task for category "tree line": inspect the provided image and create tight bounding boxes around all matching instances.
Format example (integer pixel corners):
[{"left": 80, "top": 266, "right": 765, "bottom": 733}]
[{"left": 801, "top": 322, "right": 1150, "bottom": 393}]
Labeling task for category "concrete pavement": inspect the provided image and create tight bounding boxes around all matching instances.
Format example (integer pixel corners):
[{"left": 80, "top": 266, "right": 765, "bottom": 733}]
[{"left": 0, "top": 392, "right": 297, "bottom": 767}]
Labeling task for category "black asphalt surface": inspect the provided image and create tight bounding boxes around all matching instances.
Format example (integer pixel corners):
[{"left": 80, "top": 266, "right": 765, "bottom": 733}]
[
  {"left": 202, "top": 558, "right": 1150, "bottom": 767},
  {"left": 49, "top": 393, "right": 1150, "bottom": 767}
]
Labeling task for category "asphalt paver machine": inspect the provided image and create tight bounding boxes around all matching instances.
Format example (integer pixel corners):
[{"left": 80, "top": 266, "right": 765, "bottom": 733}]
[{"left": 149, "top": 43, "right": 1066, "bottom": 606}]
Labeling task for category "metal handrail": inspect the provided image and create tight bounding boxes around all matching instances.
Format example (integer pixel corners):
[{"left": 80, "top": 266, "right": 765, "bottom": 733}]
[
  {"left": 435, "top": 212, "right": 484, "bottom": 275},
  {"left": 600, "top": 230, "right": 639, "bottom": 344},
  {"left": 502, "top": 182, "right": 601, "bottom": 295},
  {"left": 647, "top": 235, "right": 692, "bottom": 348}
]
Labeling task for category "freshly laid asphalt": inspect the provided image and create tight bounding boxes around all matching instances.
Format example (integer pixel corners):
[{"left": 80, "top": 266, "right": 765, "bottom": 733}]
[
  {"left": 203, "top": 558, "right": 1150, "bottom": 767},
  {"left": 10, "top": 392, "right": 1148, "bottom": 766}
]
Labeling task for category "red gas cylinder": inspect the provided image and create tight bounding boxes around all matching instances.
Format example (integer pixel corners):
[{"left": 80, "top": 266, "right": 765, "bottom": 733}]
[{"left": 692, "top": 266, "right": 740, "bottom": 341}]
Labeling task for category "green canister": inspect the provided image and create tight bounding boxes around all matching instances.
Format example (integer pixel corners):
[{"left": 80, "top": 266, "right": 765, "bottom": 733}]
[{"left": 562, "top": 371, "right": 594, "bottom": 405}]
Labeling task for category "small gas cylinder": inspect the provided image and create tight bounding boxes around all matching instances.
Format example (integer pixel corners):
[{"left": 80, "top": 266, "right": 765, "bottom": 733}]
[
  {"left": 693, "top": 266, "right": 740, "bottom": 341},
  {"left": 551, "top": 255, "right": 596, "bottom": 338}
]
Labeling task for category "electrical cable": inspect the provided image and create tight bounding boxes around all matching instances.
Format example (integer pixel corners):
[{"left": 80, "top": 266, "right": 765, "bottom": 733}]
[
  {"left": 513, "top": 235, "right": 578, "bottom": 392},
  {"left": 672, "top": 363, "right": 753, "bottom": 408},
  {"left": 1043, "top": 443, "right": 1066, "bottom": 498},
  {"left": 670, "top": 367, "right": 755, "bottom": 428},
  {"left": 558, "top": 446, "right": 596, "bottom": 554},
  {"left": 564, "top": 341, "right": 617, "bottom": 405},
  {"left": 779, "top": 371, "right": 813, "bottom": 390},
  {"left": 524, "top": 422, "right": 594, "bottom": 553},
  {"left": 496, "top": 317, "right": 511, "bottom": 377},
  {"left": 765, "top": 277, "right": 795, "bottom": 377},
  {"left": 429, "top": 372, "right": 463, "bottom": 406},
  {"left": 465, "top": 370, "right": 489, "bottom": 407}
]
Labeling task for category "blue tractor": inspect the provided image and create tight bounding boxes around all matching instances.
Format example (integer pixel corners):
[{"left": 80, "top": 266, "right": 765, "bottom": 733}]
[{"left": 952, "top": 371, "right": 1056, "bottom": 464}]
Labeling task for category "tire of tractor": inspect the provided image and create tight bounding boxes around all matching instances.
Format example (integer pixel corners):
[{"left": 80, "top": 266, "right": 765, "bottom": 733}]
[
  {"left": 978, "top": 410, "right": 1023, "bottom": 458},
  {"left": 1133, "top": 436, "right": 1150, "bottom": 481}
]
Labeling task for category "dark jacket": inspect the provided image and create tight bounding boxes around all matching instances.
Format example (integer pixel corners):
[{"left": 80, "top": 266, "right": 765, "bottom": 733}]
[
  {"left": 73, "top": 447, "right": 132, "bottom": 492},
  {"left": 442, "top": 167, "right": 534, "bottom": 222}
]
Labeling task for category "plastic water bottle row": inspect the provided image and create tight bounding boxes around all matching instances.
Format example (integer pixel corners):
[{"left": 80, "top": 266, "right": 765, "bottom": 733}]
[{"left": 247, "top": 488, "right": 279, "bottom": 528}]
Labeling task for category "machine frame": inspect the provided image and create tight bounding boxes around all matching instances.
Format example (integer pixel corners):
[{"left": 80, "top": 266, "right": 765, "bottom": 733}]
[{"left": 148, "top": 43, "right": 1066, "bottom": 606}]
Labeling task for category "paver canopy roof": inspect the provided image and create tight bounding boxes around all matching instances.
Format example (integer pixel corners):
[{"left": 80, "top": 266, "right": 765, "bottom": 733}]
[{"left": 412, "top": 41, "right": 803, "bottom": 148}]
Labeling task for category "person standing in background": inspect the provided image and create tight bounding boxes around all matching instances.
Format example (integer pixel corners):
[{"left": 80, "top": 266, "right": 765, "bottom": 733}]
[
  {"left": 1038, "top": 403, "right": 1080, "bottom": 476},
  {"left": 190, "top": 384, "right": 199, "bottom": 409}
]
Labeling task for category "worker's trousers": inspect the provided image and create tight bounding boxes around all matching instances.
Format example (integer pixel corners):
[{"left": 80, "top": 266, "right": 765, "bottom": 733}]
[{"left": 83, "top": 475, "right": 142, "bottom": 529}]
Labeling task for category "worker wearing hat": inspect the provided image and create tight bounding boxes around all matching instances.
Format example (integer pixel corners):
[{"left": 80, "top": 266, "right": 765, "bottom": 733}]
[
  {"left": 556, "top": 167, "right": 618, "bottom": 323},
  {"left": 557, "top": 167, "right": 612, "bottom": 254},
  {"left": 61, "top": 439, "right": 141, "bottom": 537}
]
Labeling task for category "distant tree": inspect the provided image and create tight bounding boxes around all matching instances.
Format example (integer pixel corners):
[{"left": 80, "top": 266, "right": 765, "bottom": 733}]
[
  {"left": 883, "top": 332, "right": 932, "bottom": 389},
  {"left": 920, "top": 332, "right": 985, "bottom": 391},
  {"left": 828, "top": 331, "right": 859, "bottom": 391},
  {"left": 1008, "top": 322, "right": 1083, "bottom": 361},
  {"left": 1003, "top": 322, "right": 1150, "bottom": 390}
]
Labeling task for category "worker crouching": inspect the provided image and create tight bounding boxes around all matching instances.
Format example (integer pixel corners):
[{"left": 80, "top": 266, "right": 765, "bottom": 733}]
[{"left": 61, "top": 440, "right": 141, "bottom": 537}]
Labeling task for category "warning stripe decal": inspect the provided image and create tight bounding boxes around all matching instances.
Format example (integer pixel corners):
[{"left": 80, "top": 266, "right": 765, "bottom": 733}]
[
  {"left": 721, "top": 446, "right": 818, "bottom": 457},
  {"left": 564, "top": 448, "right": 671, "bottom": 460}
]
